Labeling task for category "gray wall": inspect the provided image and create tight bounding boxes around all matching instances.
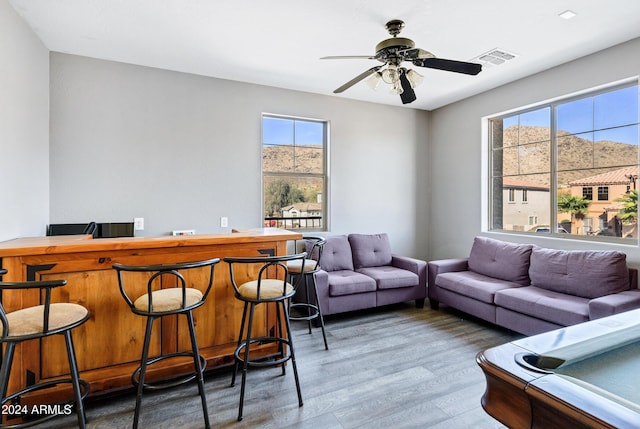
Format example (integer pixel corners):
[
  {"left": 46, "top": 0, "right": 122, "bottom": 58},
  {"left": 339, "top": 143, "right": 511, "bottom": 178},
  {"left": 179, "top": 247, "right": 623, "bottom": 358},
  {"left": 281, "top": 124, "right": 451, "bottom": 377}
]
[
  {"left": 429, "top": 37, "right": 640, "bottom": 265},
  {"left": 0, "top": 2, "right": 50, "bottom": 242},
  {"left": 49, "top": 54, "right": 430, "bottom": 258}
]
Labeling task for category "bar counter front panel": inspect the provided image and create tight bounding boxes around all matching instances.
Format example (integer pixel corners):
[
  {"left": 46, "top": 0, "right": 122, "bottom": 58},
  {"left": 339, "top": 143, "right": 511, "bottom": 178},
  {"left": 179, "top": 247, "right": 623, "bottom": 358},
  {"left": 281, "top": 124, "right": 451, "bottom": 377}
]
[{"left": 0, "top": 229, "right": 301, "bottom": 398}]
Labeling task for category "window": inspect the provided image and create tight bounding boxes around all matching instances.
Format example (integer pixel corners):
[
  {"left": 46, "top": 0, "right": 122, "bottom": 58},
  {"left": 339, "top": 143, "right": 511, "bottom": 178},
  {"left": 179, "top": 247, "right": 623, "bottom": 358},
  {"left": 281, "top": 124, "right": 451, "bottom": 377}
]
[
  {"left": 262, "top": 115, "right": 327, "bottom": 230},
  {"left": 522, "top": 189, "right": 528, "bottom": 203},
  {"left": 490, "top": 83, "right": 639, "bottom": 241},
  {"left": 597, "top": 186, "right": 609, "bottom": 201},
  {"left": 508, "top": 189, "right": 515, "bottom": 202}
]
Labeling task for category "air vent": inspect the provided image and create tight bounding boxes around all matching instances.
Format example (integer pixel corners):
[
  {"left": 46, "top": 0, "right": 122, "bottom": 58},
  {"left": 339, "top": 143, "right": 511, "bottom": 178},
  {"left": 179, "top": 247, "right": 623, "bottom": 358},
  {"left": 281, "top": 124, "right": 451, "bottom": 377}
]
[{"left": 471, "top": 48, "right": 517, "bottom": 67}]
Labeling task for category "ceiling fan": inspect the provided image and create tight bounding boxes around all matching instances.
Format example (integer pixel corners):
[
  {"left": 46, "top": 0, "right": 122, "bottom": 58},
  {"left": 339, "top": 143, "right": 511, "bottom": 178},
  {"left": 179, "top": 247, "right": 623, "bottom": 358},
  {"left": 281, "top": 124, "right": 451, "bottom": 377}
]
[{"left": 322, "top": 19, "right": 482, "bottom": 104}]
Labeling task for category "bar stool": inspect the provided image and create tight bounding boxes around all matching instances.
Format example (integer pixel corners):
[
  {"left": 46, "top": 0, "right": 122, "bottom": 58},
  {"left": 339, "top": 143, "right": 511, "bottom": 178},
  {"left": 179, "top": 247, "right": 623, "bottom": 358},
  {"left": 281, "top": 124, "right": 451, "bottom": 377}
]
[
  {"left": 288, "top": 236, "right": 329, "bottom": 350},
  {"left": 0, "top": 274, "right": 90, "bottom": 429},
  {"left": 112, "top": 258, "right": 220, "bottom": 429},
  {"left": 224, "top": 253, "right": 307, "bottom": 421}
]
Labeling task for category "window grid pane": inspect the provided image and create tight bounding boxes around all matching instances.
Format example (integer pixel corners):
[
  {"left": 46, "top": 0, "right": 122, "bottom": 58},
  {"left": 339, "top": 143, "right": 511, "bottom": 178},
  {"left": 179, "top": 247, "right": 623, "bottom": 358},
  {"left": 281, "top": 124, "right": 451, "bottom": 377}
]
[{"left": 490, "top": 83, "right": 639, "bottom": 241}]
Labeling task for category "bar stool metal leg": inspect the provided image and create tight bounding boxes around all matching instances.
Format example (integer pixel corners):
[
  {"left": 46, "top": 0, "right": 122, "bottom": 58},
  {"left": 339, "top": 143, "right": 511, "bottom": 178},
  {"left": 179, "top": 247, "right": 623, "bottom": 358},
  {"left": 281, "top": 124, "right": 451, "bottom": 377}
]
[
  {"left": 65, "top": 330, "right": 87, "bottom": 429},
  {"left": 230, "top": 301, "right": 249, "bottom": 388},
  {"left": 238, "top": 302, "right": 257, "bottom": 421},
  {"left": 309, "top": 274, "right": 329, "bottom": 350},
  {"left": 186, "top": 311, "right": 210, "bottom": 429},
  {"left": 133, "top": 316, "right": 155, "bottom": 429},
  {"left": 281, "top": 300, "right": 303, "bottom": 407}
]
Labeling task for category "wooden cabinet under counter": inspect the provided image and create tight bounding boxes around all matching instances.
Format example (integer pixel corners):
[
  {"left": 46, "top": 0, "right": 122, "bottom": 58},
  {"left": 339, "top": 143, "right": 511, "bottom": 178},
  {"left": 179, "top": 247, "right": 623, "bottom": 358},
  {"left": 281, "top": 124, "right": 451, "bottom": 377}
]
[{"left": 0, "top": 229, "right": 301, "bottom": 399}]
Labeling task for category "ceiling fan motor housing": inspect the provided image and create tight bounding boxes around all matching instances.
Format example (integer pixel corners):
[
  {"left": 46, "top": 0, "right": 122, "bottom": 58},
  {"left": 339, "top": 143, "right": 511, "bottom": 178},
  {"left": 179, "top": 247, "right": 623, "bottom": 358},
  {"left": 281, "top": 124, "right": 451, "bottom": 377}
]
[{"left": 375, "top": 37, "right": 415, "bottom": 64}]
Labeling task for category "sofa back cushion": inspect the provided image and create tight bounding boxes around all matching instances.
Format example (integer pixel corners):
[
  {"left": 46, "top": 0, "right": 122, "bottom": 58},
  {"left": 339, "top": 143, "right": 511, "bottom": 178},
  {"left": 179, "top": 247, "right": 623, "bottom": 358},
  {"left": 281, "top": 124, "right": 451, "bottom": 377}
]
[
  {"left": 529, "top": 247, "right": 629, "bottom": 299},
  {"left": 467, "top": 237, "right": 533, "bottom": 286},
  {"left": 318, "top": 235, "right": 354, "bottom": 272},
  {"left": 349, "top": 233, "right": 393, "bottom": 269}
]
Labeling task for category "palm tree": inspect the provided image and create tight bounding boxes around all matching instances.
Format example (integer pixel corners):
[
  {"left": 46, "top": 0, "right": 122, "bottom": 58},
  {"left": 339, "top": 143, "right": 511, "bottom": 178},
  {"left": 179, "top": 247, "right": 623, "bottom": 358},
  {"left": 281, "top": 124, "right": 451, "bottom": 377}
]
[
  {"left": 615, "top": 189, "right": 638, "bottom": 224},
  {"left": 557, "top": 192, "right": 591, "bottom": 230}
]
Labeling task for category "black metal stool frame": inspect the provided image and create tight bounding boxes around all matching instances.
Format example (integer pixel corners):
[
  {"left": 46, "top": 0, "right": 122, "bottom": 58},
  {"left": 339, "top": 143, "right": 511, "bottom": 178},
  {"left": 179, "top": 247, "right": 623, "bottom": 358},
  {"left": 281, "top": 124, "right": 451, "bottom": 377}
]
[
  {"left": 224, "top": 253, "right": 307, "bottom": 421},
  {"left": 113, "top": 258, "right": 220, "bottom": 429},
  {"left": 289, "top": 236, "right": 329, "bottom": 350},
  {"left": 0, "top": 274, "right": 90, "bottom": 429}
]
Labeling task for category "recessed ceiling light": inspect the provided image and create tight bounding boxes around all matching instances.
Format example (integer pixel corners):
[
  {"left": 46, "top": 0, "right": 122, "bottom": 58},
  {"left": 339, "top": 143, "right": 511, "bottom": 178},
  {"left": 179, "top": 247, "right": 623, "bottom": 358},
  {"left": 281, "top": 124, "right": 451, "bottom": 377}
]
[{"left": 559, "top": 10, "right": 577, "bottom": 20}]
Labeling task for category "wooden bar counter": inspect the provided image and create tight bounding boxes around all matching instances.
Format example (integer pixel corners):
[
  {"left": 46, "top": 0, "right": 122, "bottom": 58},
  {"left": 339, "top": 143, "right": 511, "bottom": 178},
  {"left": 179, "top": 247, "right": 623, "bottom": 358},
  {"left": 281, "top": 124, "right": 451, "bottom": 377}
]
[{"left": 0, "top": 228, "right": 301, "bottom": 399}]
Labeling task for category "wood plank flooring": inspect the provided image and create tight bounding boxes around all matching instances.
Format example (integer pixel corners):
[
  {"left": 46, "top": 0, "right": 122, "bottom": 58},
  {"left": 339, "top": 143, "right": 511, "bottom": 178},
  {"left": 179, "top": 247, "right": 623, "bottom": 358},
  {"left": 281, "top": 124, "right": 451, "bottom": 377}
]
[{"left": 47, "top": 303, "right": 521, "bottom": 428}]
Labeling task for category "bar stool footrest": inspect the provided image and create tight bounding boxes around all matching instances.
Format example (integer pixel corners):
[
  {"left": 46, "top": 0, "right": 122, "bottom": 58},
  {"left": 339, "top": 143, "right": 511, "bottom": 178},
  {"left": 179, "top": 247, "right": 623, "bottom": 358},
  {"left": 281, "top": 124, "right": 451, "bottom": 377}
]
[
  {"left": 132, "top": 351, "right": 207, "bottom": 391},
  {"left": 289, "top": 302, "right": 320, "bottom": 321},
  {"left": 234, "top": 336, "right": 292, "bottom": 368},
  {"left": 1, "top": 378, "right": 89, "bottom": 429}
]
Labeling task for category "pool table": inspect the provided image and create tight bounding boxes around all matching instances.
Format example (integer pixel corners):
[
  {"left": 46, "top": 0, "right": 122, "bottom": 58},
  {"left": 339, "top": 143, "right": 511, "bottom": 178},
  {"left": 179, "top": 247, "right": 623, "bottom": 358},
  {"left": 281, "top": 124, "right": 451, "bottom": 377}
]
[{"left": 477, "top": 308, "right": 640, "bottom": 429}]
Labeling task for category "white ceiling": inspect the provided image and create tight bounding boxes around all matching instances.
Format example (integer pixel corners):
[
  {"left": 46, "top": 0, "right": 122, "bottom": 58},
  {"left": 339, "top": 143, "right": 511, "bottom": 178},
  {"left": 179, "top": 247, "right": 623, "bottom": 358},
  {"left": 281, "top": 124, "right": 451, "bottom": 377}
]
[{"left": 8, "top": 0, "right": 640, "bottom": 110}]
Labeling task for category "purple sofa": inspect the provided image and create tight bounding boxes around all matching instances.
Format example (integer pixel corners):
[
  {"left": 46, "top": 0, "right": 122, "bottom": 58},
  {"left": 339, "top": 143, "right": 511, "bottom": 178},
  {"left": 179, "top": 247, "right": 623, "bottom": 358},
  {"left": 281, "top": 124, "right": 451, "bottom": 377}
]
[
  {"left": 428, "top": 236, "right": 640, "bottom": 336},
  {"left": 309, "top": 234, "right": 427, "bottom": 316}
]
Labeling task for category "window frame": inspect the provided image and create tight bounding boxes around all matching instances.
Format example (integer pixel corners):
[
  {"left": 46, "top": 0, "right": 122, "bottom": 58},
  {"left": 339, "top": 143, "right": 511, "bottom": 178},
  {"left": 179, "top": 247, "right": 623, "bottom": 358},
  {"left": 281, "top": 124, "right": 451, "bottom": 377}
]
[
  {"left": 261, "top": 113, "right": 329, "bottom": 231},
  {"left": 485, "top": 80, "right": 639, "bottom": 243},
  {"left": 597, "top": 186, "right": 609, "bottom": 201}
]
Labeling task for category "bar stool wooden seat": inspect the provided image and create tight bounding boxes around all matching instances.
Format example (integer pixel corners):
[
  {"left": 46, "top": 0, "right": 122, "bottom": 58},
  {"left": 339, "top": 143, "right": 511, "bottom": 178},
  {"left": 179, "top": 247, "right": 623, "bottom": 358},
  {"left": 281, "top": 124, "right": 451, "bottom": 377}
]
[
  {"left": 224, "top": 253, "right": 307, "bottom": 421},
  {"left": 112, "top": 258, "right": 220, "bottom": 429},
  {"left": 0, "top": 271, "right": 90, "bottom": 429},
  {"left": 288, "top": 236, "right": 329, "bottom": 350}
]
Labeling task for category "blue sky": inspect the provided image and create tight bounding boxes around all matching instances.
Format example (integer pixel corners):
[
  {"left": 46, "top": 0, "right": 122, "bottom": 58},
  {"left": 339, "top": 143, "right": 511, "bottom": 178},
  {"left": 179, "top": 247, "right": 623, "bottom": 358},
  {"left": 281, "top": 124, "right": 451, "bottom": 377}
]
[
  {"left": 263, "top": 116, "right": 323, "bottom": 146},
  {"left": 503, "top": 85, "right": 639, "bottom": 145}
]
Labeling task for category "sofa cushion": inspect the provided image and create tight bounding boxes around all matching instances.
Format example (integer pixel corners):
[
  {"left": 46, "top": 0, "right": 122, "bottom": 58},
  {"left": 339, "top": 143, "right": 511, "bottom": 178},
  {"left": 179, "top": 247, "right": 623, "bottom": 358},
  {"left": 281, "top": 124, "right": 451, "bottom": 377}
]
[
  {"left": 319, "top": 235, "right": 354, "bottom": 272},
  {"left": 529, "top": 247, "right": 629, "bottom": 299},
  {"left": 495, "top": 286, "right": 589, "bottom": 326},
  {"left": 326, "top": 270, "right": 377, "bottom": 297},
  {"left": 467, "top": 237, "right": 532, "bottom": 286},
  {"left": 349, "top": 233, "right": 392, "bottom": 269},
  {"left": 356, "top": 266, "right": 419, "bottom": 290},
  {"left": 436, "top": 271, "right": 523, "bottom": 304}
]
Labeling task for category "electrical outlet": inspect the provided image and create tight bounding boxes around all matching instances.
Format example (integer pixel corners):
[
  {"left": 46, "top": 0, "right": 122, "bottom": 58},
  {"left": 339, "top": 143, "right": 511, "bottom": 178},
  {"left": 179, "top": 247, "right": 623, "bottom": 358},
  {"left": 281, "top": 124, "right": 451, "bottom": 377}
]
[
  {"left": 220, "top": 217, "right": 228, "bottom": 228},
  {"left": 134, "top": 217, "right": 144, "bottom": 230}
]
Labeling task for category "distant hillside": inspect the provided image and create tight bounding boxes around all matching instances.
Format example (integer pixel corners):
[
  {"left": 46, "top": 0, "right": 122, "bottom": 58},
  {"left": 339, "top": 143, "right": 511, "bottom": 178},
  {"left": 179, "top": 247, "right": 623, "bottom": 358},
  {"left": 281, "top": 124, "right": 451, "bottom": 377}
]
[
  {"left": 263, "top": 145, "right": 322, "bottom": 174},
  {"left": 502, "top": 125, "right": 637, "bottom": 187}
]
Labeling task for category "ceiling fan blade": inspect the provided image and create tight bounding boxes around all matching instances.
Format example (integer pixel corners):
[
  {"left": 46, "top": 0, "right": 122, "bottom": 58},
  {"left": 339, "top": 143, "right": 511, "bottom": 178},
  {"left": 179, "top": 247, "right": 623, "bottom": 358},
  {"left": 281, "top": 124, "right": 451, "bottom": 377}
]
[
  {"left": 333, "top": 66, "right": 383, "bottom": 93},
  {"left": 413, "top": 57, "right": 482, "bottom": 75},
  {"left": 398, "top": 70, "right": 416, "bottom": 104},
  {"left": 321, "top": 55, "right": 376, "bottom": 60}
]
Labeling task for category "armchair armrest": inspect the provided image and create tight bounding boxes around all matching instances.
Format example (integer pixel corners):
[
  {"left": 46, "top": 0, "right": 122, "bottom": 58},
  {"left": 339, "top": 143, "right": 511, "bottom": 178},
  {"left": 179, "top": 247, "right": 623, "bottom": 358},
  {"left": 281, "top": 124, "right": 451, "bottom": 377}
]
[
  {"left": 427, "top": 258, "right": 469, "bottom": 309},
  {"left": 589, "top": 290, "right": 640, "bottom": 319}
]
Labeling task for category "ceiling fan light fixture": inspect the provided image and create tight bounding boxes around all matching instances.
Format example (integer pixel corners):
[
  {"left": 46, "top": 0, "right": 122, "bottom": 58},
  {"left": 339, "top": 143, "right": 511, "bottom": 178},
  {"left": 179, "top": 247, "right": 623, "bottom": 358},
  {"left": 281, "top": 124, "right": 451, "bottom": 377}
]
[
  {"left": 406, "top": 69, "right": 424, "bottom": 88},
  {"left": 366, "top": 72, "right": 382, "bottom": 90},
  {"left": 390, "top": 79, "right": 404, "bottom": 95},
  {"left": 382, "top": 64, "right": 402, "bottom": 84}
]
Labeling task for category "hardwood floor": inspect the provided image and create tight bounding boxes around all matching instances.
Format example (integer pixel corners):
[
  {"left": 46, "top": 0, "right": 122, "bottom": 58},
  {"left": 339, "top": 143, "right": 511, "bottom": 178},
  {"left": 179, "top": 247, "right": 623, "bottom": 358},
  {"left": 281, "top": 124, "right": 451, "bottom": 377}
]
[{"left": 48, "top": 303, "right": 521, "bottom": 428}]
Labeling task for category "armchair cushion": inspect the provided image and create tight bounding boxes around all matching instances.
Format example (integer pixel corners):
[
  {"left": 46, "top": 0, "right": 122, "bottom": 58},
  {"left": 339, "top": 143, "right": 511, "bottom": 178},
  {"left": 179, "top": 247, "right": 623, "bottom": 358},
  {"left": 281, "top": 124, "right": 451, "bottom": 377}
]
[{"left": 349, "top": 233, "right": 392, "bottom": 269}]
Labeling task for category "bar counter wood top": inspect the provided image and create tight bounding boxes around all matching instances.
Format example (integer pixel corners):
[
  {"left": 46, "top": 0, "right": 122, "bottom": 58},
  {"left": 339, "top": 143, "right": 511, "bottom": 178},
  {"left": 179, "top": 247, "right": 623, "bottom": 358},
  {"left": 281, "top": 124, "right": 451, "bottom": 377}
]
[{"left": 0, "top": 228, "right": 301, "bottom": 400}]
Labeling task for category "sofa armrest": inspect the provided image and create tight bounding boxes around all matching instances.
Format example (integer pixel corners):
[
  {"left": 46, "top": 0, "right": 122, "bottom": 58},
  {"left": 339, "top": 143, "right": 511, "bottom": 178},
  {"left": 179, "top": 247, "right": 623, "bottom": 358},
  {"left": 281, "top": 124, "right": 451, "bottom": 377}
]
[
  {"left": 589, "top": 290, "right": 640, "bottom": 319},
  {"left": 427, "top": 258, "right": 469, "bottom": 308},
  {"left": 427, "top": 258, "right": 469, "bottom": 286},
  {"left": 391, "top": 255, "right": 427, "bottom": 278}
]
